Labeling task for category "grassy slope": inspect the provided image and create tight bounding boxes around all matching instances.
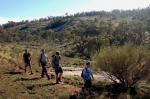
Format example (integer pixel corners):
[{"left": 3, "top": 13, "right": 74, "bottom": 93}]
[
  {"left": 0, "top": 43, "right": 150, "bottom": 99},
  {"left": 0, "top": 65, "right": 82, "bottom": 99},
  {"left": 0, "top": 43, "right": 84, "bottom": 99}
]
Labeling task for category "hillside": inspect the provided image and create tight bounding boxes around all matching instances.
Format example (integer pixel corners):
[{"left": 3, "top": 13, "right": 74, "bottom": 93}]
[
  {"left": 0, "top": 7, "right": 150, "bottom": 45},
  {"left": 0, "top": 6, "right": 150, "bottom": 99},
  {"left": 0, "top": 7, "right": 150, "bottom": 60}
]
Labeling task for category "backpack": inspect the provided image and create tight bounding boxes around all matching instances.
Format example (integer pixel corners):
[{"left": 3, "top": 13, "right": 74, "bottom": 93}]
[
  {"left": 81, "top": 68, "right": 88, "bottom": 78},
  {"left": 51, "top": 55, "right": 56, "bottom": 68},
  {"left": 52, "top": 55, "right": 60, "bottom": 68},
  {"left": 40, "top": 53, "right": 47, "bottom": 62}
]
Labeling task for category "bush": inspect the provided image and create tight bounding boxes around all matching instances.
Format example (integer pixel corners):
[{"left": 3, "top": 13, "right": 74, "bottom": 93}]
[
  {"left": 136, "top": 81, "right": 150, "bottom": 96},
  {"left": 94, "top": 44, "right": 150, "bottom": 88},
  {"left": 63, "top": 51, "right": 76, "bottom": 57}
]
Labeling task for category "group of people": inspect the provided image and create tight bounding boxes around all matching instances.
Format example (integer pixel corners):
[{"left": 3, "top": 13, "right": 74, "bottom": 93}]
[
  {"left": 23, "top": 49, "right": 94, "bottom": 90},
  {"left": 23, "top": 49, "right": 63, "bottom": 84}
]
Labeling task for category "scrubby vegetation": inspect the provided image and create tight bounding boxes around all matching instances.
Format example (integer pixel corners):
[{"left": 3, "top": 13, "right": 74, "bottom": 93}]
[
  {"left": 0, "top": 6, "right": 150, "bottom": 58},
  {"left": 94, "top": 44, "right": 150, "bottom": 98},
  {"left": 0, "top": 6, "right": 150, "bottom": 99}
]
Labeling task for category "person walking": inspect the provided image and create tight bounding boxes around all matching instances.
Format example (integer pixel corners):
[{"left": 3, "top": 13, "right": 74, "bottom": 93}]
[
  {"left": 81, "top": 61, "right": 94, "bottom": 94},
  {"left": 39, "top": 49, "right": 50, "bottom": 80},
  {"left": 51, "top": 51, "right": 63, "bottom": 84},
  {"left": 23, "top": 49, "right": 33, "bottom": 74}
]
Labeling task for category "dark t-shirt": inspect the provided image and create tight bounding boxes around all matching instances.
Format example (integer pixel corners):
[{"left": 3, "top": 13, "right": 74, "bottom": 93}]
[
  {"left": 23, "top": 53, "right": 31, "bottom": 62},
  {"left": 52, "top": 55, "right": 61, "bottom": 68}
]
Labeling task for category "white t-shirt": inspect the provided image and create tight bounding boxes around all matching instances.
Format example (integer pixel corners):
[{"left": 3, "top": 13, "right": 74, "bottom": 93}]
[{"left": 40, "top": 53, "right": 48, "bottom": 62}]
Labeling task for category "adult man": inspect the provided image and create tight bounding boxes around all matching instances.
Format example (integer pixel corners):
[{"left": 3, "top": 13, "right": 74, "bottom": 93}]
[
  {"left": 23, "top": 49, "right": 33, "bottom": 74},
  {"left": 39, "top": 49, "right": 50, "bottom": 80}
]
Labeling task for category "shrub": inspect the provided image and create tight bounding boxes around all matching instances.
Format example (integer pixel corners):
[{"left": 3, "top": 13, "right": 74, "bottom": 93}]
[
  {"left": 63, "top": 51, "right": 76, "bottom": 57},
  {"left": 136, "top": 81, "right": 150, "bottom": 96},
  {"left": 94, "top": 44, "right": 150, "bottom": 88}
]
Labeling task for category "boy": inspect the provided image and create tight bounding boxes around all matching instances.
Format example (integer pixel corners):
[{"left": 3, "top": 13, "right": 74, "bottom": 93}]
[{"left": 81, "top": 61, "right": 94, "bottom": 93}]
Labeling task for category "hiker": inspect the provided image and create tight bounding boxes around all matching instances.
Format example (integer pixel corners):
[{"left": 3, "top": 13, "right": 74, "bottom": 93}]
[
  {"left": 51, "top": 51, "right": 63, "bottom": 84},
  {"left": 23, "top": 49, "right": 33, "bottom": 74},
  {"left": 81, "top": 61, "right": 94, "bottom": 94},
  {"left": 39, "top": 49, "right": 50, "bottom": 80}
]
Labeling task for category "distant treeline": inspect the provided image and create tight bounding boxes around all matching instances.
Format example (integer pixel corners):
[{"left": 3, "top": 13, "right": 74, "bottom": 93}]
[{"left": 0, "top": 6, "right": 150, "bottom": 47}]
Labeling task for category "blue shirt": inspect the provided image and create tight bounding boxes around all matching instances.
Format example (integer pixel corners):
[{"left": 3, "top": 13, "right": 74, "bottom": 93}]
[{"left": 82, "top": 67, "right": 93, "bottom": 80}]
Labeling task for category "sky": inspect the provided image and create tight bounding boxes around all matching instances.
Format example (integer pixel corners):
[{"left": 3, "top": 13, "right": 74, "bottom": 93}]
[{"left": 0, "top": 0, "right": 150, "bottom": 24}]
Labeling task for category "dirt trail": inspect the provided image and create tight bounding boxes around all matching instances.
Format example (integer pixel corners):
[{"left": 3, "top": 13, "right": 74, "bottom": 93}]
[{"left": 50, "top": 67, "right": 111, "bottom": 82}]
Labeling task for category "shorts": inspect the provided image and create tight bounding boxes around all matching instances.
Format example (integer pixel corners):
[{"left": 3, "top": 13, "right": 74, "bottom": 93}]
[
  {"left": 84, "top": 79, "right": 92, "bottom": 88},
  {"left": 55, "top": 66, "right": 63, "bottom": 75}
]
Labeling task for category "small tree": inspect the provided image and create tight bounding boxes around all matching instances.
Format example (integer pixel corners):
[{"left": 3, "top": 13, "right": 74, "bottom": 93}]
[{"left": 94, "top": 44, "right": 150, "bottom": 88}]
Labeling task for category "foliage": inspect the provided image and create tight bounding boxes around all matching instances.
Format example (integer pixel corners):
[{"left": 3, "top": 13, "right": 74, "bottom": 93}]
[
  {"left": 1, "top": 7, "right": 150, "bottom": 60},
  {"left": 94, "top": 44, "right": 150, "bottom": 88},
  {"left": 136, "top": 81, "right": 150, "bottom": 95},
  {"left": 0, "top": 7, "right": 150, "bottom": 47}
]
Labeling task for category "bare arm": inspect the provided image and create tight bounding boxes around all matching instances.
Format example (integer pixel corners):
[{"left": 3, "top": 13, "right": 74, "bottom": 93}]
[
  {"left": 90, "top": 70, "right": 94, "bottom": 80},
  {"left": 91, "top": 73, "right": 94, "bottom": 80}
]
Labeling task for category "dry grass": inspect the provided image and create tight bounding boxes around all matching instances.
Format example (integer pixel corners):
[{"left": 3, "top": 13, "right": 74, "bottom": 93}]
[
  {"left": 0, "top": 43, "right": 149, "bottom": 99},
  {"left": 0, "top": 64, "right": 82, "bottom": 99},
  {"left": 0, "top": 43, "right": 84, "bottom": 99}
]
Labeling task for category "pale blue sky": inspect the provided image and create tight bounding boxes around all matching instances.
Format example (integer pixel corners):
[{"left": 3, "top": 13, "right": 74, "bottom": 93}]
[{"left": 0, "top": 0, "right": 150, "bottom": 24}]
